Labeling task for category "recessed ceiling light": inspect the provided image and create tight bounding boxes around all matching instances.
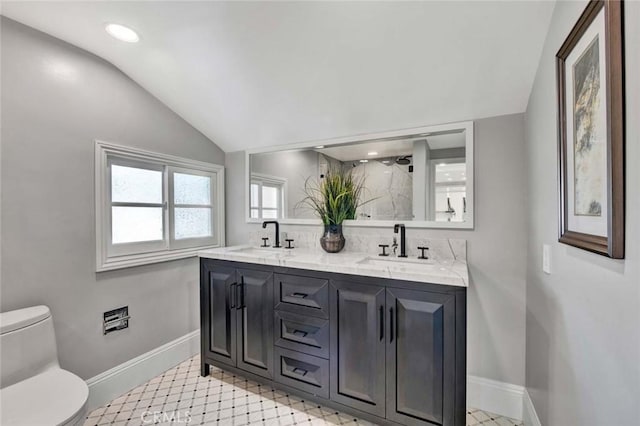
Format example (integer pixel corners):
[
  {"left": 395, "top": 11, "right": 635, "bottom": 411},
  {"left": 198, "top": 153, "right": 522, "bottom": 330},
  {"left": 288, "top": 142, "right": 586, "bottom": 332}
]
[
  {"left": 359, "top": 159, "right": 369, "bottom": 163},
  {"left": 367, "top": 151, "right": 378, "bottom": 156},
  {"left": 315, "top": 145, "right": 325, "bottom": 149},
  {"left": 105, "top": 23, "right": 140, "bottom": 43}
]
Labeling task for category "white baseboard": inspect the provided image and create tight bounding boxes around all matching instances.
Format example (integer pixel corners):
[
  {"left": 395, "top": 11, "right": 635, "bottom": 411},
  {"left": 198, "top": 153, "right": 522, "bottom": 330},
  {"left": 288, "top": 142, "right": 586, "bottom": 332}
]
[
  {"left": 85, "top": 331, "right": 534, "bottom": 423},
  {"left": 85, "top": 330, "right": 200, "bottom": 411},
  {"left": 522, "top": 389, "right": 542, "bottom": 426},
  {"left": 468, "top": 375, "right": 524, "bottom": 421}
]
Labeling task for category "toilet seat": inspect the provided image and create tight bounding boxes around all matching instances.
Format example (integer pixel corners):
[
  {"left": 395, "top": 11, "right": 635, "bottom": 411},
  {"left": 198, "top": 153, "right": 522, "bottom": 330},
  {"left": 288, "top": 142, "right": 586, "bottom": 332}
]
[{"left": 1, "top": 368, "right": 88, "bottom": 426}]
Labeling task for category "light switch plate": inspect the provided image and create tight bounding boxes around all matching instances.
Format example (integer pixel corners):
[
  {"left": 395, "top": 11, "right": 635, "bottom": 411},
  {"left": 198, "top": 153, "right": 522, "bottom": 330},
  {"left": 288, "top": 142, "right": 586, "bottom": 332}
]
[{"left": 543, "top": 244, "right": 551, "bottom": 274}]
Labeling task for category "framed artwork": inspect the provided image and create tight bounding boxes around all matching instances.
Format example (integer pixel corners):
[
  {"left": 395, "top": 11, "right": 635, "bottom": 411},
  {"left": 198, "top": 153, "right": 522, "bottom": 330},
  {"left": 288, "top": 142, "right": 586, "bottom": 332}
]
[{"left": 556, "top": 0, "right": 625, "bottom": 258}]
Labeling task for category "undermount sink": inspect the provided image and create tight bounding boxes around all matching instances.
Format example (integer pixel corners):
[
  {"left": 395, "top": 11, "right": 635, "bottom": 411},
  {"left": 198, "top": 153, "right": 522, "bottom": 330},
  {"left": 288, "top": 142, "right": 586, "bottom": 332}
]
[
  {"left": 357, "top": 256, "right": 435, "bottom": 270},
  {"left": 228, "top": 247, "right": 282, "bottom": 257}
]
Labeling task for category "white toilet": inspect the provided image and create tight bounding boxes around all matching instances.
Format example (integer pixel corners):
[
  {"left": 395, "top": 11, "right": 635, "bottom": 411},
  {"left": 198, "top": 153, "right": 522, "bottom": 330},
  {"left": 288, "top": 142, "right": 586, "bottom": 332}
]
[{"left": 0, "top": 306, "right": 89, "bottom": 426}]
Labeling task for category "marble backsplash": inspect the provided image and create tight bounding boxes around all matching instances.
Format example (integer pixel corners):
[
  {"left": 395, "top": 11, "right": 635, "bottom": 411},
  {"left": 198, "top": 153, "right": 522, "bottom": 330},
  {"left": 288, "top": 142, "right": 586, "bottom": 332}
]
[{"left": 248, "top": 228, "right": 466, "bottom": 262}]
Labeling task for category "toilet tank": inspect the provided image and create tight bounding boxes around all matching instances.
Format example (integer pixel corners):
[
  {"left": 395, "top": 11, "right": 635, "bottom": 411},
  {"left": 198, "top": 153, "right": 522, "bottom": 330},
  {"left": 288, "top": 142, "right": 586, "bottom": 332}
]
[{"left": 0, "top": 306, "right": 60, "bottom": 389}]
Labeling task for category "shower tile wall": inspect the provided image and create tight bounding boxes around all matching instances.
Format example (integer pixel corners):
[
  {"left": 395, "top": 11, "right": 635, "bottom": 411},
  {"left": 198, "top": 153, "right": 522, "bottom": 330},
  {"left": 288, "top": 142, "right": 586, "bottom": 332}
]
[{"left": 350, "top": 160, "right": 413, "bottom": 220}]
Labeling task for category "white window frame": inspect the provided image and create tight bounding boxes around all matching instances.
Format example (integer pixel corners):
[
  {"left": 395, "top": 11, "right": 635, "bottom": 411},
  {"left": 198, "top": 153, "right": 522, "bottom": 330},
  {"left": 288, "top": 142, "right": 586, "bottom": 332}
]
[
  {"left": 96, "top": 140, "right": 225, "bottom": 272},
  {"left": 169, "top": 166, "right": 219, "bottom": 250},
  {"left": 107, "top": 156, "right": 168, "bottom": 257},
  {"left": 250, "top": 173, "right": 287, "bottom": 219}
]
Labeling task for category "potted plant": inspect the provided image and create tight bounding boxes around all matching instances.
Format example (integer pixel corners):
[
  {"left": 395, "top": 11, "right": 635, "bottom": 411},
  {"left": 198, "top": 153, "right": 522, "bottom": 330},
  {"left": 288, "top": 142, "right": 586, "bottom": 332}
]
[{"left": 298, "top": 166, "right": 371, "bottom": 253}]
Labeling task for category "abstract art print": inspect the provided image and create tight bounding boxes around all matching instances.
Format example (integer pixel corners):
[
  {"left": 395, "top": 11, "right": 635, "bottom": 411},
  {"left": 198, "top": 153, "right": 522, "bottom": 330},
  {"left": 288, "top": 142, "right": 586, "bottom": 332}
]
[
  {"left": 572, "top": 35, "right": 604, "bottom": 217},
  {"left": 556, "top": 0, "right": 625, "bottom": 258}
]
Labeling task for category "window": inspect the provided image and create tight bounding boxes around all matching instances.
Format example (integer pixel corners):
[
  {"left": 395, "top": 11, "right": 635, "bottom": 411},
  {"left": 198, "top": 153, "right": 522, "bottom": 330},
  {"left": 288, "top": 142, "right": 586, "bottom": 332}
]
[
  {"left": 96, "top": 141, "right": 224, "bottom": 271},
  {"left": 250, "top": 173, "right": 286, "bottom": 219},
  {"left": 432, "top": 159, "right": 466, "bottom": 223}
]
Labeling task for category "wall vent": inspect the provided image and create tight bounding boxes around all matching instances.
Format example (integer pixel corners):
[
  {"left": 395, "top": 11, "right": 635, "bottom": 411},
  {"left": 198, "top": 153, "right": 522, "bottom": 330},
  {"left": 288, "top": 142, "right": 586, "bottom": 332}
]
[{"left": 103, "top": 306, "right": 130, "bottom": 335}]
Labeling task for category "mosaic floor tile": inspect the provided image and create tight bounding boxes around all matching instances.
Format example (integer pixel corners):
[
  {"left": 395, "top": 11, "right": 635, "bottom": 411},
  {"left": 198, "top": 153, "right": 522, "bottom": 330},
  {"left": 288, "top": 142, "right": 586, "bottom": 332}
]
[{"left": 85, "top": 355, "right": 522, "bottom": 426}]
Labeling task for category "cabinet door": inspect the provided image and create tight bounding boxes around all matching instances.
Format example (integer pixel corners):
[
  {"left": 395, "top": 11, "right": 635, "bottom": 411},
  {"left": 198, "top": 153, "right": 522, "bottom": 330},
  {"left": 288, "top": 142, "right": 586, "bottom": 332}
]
[
  {"left": 236, "top": 268, "right": 274, "bottom": 379},
  {"left": 386, "top": 288, "right": 456, "bottom": 426},
  {"left": 330, "top": 280, "right": 386, "bottom": 417},
  {"left": 202, "top": 262, "right": 237, "bottom": 368}
]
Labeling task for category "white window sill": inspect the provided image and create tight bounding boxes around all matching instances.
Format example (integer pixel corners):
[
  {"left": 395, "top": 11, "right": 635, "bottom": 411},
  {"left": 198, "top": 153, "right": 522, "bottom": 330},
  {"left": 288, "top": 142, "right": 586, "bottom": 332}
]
[{"left": 97, "top": 245, "right": 220, "bottom": 272}]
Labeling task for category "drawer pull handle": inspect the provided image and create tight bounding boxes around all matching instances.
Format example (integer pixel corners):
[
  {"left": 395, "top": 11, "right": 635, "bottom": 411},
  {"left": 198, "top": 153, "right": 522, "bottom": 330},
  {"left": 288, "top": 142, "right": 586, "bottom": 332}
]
[
  {"left": 290, "top": 292, "right": 308, "bottom": 299},
  {"left": 293, "top": 329, "right": 308, "bottom": 338},
  {"left": 292, "top": 367, "right": 308, "bottom": 376}
]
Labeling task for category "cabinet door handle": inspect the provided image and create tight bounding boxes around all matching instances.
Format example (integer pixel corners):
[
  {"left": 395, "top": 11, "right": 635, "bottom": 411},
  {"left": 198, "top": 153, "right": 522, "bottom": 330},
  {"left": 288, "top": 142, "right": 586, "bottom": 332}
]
[
  {"left": 389, "top": 307, "right": 394, "bottom": 343},
  {"left": 290, "top": 292, "right": 308, "bottom": 299},
  {"left": 379, "top": 305, "right": 384, "bottom": 341},
  {"left": 239, "top": 277, "right": 246, "bottom": 308},
  {"left": 230, "top": 283, "right": 237, "bottom": 309}
]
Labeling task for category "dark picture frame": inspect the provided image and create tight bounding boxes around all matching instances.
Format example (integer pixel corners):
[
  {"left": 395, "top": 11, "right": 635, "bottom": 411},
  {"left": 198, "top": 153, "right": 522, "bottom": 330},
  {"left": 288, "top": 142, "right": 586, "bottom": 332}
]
[{"left": 556, "top": 0, "right": 625, "bottom": 258}]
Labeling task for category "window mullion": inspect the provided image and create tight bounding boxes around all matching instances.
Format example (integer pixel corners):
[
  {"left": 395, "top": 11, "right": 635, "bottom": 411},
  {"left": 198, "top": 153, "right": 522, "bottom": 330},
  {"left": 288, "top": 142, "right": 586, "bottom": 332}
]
[
  {"left": 164, "top": 165, "right": 170, "bottom": 249},
  {"left": 111, "top": 202, "right": 165, "bottom": 208},
  {"left": 257, "top": 182, "right": 262, "bottom": 210},
  {"left": 173, "top": 203, "right": 213, "bottom": 209}
]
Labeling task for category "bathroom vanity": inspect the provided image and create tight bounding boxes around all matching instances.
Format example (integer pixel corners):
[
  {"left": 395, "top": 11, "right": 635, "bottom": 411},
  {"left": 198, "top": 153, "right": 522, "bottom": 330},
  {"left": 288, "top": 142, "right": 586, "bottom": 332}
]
[{"left": 199, "top": 246, "right": 467, "bottom": 426}]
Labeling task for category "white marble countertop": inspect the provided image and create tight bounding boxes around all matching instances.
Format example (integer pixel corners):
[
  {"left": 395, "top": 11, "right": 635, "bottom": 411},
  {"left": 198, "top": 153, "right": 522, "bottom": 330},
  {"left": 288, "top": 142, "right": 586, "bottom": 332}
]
[{"left": 198, "top": 245, "right": 468, "bottom": 288}]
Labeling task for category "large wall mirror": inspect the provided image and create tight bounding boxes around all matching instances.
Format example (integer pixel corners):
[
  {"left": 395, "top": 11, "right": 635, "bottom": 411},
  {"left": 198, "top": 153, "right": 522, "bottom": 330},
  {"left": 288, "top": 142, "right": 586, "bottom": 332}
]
[{"left": 246, "top": 121, "right": 473, "bottom": 228}]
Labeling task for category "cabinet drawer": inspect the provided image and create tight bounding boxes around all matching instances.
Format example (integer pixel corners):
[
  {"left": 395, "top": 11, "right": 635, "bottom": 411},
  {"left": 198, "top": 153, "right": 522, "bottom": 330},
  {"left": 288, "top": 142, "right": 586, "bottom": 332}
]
[
  {"left": 274, "top": 311, "right": 329, "bottom": 359},
  {"left": 274, "top": 274, "right": 329, "bottom": 318},
  {"left": 274, "top": 347, "right": 329, "bottom": 399}
]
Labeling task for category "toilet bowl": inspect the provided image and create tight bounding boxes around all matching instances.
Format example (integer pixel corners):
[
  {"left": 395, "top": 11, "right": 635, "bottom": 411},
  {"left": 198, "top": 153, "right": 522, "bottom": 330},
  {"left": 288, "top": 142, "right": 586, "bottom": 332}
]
[{"left": 0, "top": 306, "right": 89, "bottom": 426}]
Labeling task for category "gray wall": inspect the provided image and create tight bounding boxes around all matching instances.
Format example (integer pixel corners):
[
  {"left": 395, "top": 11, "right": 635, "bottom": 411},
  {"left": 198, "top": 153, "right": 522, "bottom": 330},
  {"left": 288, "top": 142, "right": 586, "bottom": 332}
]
[
  {"left": 227, "top": 113, "right": 529, "bottom": 386},
  {"left": 524, "top": 1, "right": 640, "bottom": 424},
  {"left": 0, "top": 18, "right": 225, "bottom": 379}
]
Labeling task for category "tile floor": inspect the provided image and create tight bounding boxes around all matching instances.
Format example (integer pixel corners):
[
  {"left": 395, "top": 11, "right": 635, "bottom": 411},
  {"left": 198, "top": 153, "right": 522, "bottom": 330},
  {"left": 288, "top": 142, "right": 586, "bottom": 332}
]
[{"left": 84, "top": 355, "right": 522, "bottom": 426}]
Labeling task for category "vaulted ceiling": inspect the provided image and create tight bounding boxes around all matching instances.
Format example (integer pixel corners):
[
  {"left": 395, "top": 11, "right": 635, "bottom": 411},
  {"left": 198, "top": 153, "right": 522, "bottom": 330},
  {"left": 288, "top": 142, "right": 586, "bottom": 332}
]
[{"left": 1, "top": 1, "right": 555, "bottom": 152}]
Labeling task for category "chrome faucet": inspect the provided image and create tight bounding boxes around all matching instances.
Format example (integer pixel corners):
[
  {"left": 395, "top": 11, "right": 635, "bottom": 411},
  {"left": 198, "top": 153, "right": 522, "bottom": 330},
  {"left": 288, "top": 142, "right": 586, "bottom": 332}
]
[
  {"left": 262, "top": 221, "right": 281, "bottom": 248},
  {"left": 393, "top": 224, "right": 407, "bottom": 258}
]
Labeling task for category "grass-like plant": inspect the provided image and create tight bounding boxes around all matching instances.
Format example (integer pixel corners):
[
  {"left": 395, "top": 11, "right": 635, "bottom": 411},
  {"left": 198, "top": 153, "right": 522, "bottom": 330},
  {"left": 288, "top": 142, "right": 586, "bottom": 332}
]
[{"left": 297, "top": 166, "right": 372, "bottom": 226}]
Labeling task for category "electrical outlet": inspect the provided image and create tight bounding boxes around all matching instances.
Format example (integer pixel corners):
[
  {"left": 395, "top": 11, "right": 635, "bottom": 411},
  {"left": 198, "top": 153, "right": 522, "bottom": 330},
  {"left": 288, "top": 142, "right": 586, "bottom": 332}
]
[{"left": 542, "top": 244, "right": 551, "bottom": 274}]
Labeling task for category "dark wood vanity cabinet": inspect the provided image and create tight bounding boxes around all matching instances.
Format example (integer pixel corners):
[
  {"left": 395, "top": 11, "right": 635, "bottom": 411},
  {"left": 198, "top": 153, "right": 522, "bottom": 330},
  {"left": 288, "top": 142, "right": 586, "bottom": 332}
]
[
  {"left": 330, "top": 280, "right": 387, "bottom": 417},
  {"left": 201, "top": 258, "right": 466, "bottom": 426},
  {"left": 385, "top": 287, "right": 457, "bottom": 426},
  {"left": 200, "top": 261, "right": 274, "bottom": 379}
]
